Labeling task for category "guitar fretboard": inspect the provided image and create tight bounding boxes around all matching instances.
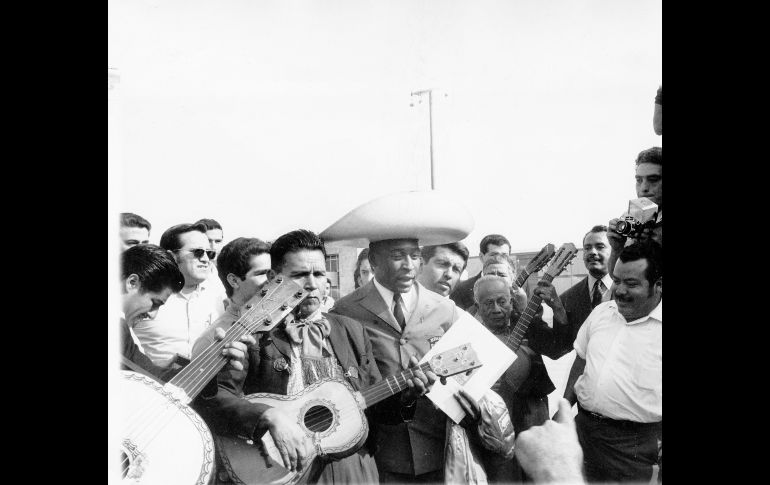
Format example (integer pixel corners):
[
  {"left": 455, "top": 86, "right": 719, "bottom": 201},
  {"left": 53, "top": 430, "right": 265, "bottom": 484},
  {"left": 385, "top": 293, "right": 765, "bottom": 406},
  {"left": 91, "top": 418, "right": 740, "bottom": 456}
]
[{"left": 360, "top": 362, "right": 434, "bottom": 408}]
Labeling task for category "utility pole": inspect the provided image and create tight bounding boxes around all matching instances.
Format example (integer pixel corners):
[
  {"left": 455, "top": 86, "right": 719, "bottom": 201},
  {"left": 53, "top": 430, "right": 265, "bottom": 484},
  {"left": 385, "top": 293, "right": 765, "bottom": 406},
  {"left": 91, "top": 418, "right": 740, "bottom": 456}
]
[{"left": 410, "top": 88, "right": 437, "bottom": 190}]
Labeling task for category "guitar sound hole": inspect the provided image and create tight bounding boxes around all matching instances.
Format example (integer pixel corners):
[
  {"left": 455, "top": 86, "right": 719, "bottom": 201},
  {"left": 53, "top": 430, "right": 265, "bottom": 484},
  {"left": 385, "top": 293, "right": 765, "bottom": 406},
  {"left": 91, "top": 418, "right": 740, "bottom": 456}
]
[{"left": 304, "top": 405, "right": 334, "bottom": 432}]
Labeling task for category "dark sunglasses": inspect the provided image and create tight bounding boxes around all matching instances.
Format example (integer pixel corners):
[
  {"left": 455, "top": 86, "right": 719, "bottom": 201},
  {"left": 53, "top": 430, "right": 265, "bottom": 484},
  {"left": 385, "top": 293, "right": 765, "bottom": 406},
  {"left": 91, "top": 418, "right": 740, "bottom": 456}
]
[{"left": 173, "top": 248, "right": 216, "bottom": 260}]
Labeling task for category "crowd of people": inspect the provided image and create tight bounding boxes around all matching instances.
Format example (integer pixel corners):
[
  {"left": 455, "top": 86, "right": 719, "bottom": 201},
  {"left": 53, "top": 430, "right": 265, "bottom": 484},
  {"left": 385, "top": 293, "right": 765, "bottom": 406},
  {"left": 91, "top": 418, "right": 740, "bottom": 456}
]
[{"left": 118, "top": 91, "right": 662, "bottom": 485}]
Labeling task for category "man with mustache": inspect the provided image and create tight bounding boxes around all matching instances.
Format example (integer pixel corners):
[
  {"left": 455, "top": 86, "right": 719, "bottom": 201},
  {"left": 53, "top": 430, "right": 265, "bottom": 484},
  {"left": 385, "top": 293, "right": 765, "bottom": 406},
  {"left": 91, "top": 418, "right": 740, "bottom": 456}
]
[
  {"left": 538, "top": 225, "right": 614, "bottom": 357},
  {"left": 191, "top": 230, "right": 383, "bottom": 484},
  {"left": 559, "top": 241, "right": 662, "bottom": 483},
  {"left": 131, "top": 222, "right": 227, "bottom": 369}
]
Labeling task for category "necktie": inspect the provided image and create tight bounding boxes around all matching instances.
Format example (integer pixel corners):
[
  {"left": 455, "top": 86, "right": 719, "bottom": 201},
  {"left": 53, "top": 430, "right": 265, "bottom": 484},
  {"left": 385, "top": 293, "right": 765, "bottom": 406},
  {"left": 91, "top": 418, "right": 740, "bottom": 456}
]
[
  {"left": 393, "top": 292, "right": 406, "bottom": 331},
  {"left": 591, "top": 280, "right": 603, "bottom": 308}
]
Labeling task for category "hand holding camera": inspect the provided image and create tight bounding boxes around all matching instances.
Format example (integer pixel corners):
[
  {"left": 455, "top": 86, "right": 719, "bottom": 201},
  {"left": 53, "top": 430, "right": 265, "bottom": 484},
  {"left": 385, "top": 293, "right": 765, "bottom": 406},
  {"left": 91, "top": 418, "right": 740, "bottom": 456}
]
[{"left": 609, "top": 198, "right": 659, "bottom": 246}]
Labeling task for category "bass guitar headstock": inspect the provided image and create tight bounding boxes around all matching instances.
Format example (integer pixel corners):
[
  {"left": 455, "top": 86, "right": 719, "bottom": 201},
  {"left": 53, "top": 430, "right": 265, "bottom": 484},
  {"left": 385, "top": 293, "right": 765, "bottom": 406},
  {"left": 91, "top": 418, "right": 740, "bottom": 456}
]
[
  {"left": 544, "top": 243, "right": 579, "bottom": 278},
  {"left": 524, "top": 243, "right": 556, "bottom": 275}
]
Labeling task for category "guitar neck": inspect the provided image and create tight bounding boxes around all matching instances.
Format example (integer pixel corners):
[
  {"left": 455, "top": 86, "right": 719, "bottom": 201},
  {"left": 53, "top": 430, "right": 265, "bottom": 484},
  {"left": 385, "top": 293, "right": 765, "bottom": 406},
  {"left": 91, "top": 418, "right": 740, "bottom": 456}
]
[
  {"left": 360, "top": 362, "right": 434, "bottom": 408},
  {"left": 514, "top": 269, "right": 530, "bottom": 289},
  {"left": 167, "top": 313, "right": 268, "bottom": 402},
  {"left": 506, "top": 273, "right": 556, "bottom": 352}
]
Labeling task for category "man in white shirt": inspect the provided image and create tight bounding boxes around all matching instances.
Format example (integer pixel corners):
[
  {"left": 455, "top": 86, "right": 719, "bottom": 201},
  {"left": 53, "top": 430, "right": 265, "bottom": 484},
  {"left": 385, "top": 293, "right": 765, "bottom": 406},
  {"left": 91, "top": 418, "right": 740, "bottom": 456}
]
[
  {"left": 560, "top": 241, "right": 662, "bottom": 483},
  {"left": 132, "top": 222, "right": 226, "bottom": 368}
]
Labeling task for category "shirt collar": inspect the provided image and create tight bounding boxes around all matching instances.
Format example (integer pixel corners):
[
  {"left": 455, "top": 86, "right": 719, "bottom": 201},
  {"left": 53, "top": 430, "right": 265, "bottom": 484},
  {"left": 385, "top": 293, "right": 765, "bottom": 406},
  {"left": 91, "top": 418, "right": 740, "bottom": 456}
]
[
  {"left": 373, "top": 276, "right": 415, "bottom": 309},
  {"left": 587, "top": 273, "right": 612, "bottom": 292},
  {"left": 608, "top": 299, "right": 663, "bottom": 325}
]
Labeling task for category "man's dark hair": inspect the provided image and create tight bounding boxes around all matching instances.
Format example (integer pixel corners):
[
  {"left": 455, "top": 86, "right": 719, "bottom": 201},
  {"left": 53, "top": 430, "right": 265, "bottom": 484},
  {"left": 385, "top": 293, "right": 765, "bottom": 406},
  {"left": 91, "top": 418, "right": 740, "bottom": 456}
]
[
  {"left": 194, "top": 218, "right": 223, "bottom": 231},
  {"left": 421, "top": 242, "right": 470, "bottom": 272},
  {"left": 582, "top": 225, "right": 608, "bottom": 245},
  {"left": 270, "top": 229, "right": 327, "bottom": 272},
  {"left": 354, "top": 248, "right": 370, "bottom": 289},
  {"left": 617, "top": 240, "right": 663, "bottom": 287},
  {"left": 121, "top": 244, "right": 184, "bottom": 293},
  {"left": 479, "top": 234, "right": 511, "bottom": 255},
  {"left": 120, "top": 212, "right": 151, "bottom": 232},
  {"left": 635, "top": 147, "right": 662, "bottom": 166},
  {"left": 217, "top": 237, "right": 271, "bottom": 297},
  {"left": 159, "top": 223, "right": 208, "bottom": 251}
]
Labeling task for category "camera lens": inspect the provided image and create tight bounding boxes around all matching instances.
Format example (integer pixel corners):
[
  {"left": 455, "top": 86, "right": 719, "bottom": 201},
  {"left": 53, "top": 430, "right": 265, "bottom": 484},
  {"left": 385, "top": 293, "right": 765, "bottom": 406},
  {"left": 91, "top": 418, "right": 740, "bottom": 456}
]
[{"left": 616, "top": 220, "right": 632, "bottom": 235}]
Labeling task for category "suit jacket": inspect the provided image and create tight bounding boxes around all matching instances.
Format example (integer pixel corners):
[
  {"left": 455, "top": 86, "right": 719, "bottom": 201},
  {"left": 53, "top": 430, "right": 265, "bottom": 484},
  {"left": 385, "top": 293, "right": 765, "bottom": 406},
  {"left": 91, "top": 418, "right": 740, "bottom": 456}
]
[
  {"left": 553, "top": 276, "right": 593, "bottom": 358},
  {"left": 449, "top": 272, "right": 481, "bottom": 311},
  {"left": 330, "top": 280, "right": 461, "bottom": 476},
  {"left": 191, "top": 312, "right": 382, "bottom": 443}
]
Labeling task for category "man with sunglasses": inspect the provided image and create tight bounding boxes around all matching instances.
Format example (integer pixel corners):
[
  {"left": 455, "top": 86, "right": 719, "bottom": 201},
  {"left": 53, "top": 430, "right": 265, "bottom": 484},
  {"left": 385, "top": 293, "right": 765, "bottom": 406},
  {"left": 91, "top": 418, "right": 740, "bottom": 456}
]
[{"left": 131, "top": 222, "right": 227, "bottom": 369}]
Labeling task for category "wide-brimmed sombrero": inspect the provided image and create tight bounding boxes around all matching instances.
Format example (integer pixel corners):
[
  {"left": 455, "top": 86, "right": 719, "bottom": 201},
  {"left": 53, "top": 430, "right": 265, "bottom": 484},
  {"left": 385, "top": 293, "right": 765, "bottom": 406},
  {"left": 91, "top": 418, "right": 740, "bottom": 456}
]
[{"left": 319, "top": 190, "right": 474, "bottom": 247}]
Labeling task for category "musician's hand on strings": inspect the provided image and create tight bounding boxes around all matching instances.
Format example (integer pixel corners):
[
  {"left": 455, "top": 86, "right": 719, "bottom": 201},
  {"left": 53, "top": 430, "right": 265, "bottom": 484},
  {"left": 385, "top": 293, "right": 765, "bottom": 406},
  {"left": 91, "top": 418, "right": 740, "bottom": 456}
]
[
  {"left": 511, "top": 284, "right": 528, "bottom": 314},
  {"left": 213, "top": 327, "right": 256, "bottom": 372},
  {"left": 402, "top": 355, "right": 437, "bottom": 404},
  {"left": 455, "top": 388, "right": 480, "bottom": 423},
  {"left": 260, "top": 407, "right": 310, "bottom": 473},
  {"left": 533, "top": 281, "right": 567, "bottom": 325}
]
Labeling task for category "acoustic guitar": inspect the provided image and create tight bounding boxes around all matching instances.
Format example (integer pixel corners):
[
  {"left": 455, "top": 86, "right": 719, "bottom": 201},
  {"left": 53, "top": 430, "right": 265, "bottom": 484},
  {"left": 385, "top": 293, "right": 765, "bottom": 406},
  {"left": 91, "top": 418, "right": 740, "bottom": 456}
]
[
  {"left": 500, "top": 243, "right": 578, "bottom": 392},
  {"left": 119, "top": 276, "right": 308, "bottom": 485},
  {"left": 215, "top": 343, "right": 483, "bottom": 485}
]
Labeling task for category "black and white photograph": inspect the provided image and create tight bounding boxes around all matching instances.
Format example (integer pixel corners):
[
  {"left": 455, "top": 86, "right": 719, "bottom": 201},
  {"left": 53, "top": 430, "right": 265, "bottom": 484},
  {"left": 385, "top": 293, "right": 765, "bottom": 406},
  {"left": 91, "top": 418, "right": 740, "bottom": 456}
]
[{"left": 109, "top": 1, "right": 662, "bottom": 484}]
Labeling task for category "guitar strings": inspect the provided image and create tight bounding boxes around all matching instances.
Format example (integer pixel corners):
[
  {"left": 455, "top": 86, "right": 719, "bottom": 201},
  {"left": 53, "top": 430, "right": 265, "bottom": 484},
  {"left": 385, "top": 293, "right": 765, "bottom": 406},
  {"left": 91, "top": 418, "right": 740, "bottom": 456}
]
[{"left": 121, "top": 283, "right": 296, "bottom": 468}]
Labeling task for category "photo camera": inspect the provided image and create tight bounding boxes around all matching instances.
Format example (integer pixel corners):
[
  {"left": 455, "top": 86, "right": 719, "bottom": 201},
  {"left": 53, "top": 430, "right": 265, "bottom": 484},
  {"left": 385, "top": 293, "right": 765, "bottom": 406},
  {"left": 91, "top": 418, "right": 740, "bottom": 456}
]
[{"left": 616, "top": 197, "right": 658, "bottom": 239}]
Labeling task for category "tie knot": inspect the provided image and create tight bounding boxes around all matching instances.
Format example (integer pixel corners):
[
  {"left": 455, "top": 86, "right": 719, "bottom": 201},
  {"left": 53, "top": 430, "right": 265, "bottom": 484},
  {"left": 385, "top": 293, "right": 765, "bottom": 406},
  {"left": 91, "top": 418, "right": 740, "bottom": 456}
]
[{"left": 394, "top": 292, "right": 403, "bottom": 303}]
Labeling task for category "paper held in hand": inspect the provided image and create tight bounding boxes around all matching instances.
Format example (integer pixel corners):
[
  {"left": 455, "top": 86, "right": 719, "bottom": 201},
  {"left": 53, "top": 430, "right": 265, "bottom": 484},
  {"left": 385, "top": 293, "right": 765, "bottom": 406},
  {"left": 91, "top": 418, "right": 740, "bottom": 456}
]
[{"left": 420, "top": 311, "right": 516, "bottom": 424}]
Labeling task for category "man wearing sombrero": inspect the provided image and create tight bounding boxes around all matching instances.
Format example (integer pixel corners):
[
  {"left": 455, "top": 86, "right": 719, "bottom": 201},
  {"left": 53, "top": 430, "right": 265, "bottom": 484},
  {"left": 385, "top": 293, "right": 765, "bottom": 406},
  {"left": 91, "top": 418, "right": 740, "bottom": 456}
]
[{"left": 324, "top": 190, "right": 477, "bottom": 483}]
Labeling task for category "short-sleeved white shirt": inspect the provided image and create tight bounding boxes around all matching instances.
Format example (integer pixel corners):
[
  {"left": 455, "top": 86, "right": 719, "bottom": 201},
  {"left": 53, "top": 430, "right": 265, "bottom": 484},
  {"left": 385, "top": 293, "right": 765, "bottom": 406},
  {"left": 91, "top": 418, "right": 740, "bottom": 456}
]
[{"left": 573, "top": 299, "right": 662, "bottom": 423}]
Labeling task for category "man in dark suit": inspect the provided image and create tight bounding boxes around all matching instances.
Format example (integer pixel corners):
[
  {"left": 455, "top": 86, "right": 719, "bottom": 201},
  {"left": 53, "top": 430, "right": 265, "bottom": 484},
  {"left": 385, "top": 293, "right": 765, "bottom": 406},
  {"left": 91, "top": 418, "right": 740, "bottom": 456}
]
[
  {"left": 450, "top": 234, "right": 512, "bottom": 311},
  {"left": 322, "top": 190, "right": 477, "bottom": 483},
  {"left": 331, "top": 237, "right": 463, "bottom": 483},
  {"left": 192, "top": 230, "right": 384, "bottom": 484},
  {"left": 549, "top": 225, "right": 613, "bottom": 357}
]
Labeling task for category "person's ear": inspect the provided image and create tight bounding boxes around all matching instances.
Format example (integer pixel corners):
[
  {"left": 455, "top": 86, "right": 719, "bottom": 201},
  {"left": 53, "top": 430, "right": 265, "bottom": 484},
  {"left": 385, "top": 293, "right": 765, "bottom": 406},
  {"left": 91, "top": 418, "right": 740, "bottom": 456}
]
[
  {"left": 267, "top": 269, "right": 277, "bottom": 281},
  {"left": 654, "top": 277, "right": 662, "bottom": 296},
  {"left": 226, "top": 273, "right": 240, "bottom": 292},
  {"left": 124, "top": 274, "right": 140, "bottom": 293}
]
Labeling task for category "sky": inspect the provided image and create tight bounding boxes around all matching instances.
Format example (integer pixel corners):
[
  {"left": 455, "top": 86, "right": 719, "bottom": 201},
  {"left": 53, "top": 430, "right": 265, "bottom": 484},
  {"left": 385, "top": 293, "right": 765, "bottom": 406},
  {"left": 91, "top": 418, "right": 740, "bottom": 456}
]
[{"left": 108, "top": 0, "right": 662, "bottom": 254}]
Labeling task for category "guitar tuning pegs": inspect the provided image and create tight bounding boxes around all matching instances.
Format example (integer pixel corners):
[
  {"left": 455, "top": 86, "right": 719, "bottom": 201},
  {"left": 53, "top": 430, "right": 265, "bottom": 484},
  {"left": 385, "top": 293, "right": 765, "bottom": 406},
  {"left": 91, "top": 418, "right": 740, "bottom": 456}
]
[
  {"left": 280, "top": 304, "right": 288, "bottom": 310},
  {"left": 260, "top": 288, "right": 268, "bottom": 297},
  {"left": 465, "top": 370, "right": 473, "bottom": 376},
  {"left": 275, "top": 277, "right": 283, "bottom": 283},
  {"left": 295, "top": 291, "right": 304, "bottom": 299}
]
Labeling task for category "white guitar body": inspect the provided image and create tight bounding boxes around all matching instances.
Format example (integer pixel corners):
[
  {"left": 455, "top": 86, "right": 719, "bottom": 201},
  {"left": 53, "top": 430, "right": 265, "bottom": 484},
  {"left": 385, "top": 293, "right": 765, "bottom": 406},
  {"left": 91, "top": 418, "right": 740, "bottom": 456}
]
[
  {"left": 120, "top": 371, "right": 215, "bottom": 485},
  {"left": 217, "top": 379, "right": 368, "bottom": 485}
]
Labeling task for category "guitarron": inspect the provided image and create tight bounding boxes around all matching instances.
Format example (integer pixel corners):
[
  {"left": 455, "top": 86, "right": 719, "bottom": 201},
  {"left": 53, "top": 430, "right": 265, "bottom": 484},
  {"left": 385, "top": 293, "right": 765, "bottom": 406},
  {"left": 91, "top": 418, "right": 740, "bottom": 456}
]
[{"left": 119, "top": 277, "right": 307, "bottom": 485}]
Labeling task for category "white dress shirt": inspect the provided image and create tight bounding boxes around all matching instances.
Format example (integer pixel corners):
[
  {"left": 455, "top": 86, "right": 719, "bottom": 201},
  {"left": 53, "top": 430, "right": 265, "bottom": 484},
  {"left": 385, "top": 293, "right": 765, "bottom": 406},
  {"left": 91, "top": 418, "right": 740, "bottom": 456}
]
[
  {"left": 372, "top": 277, "right": 417, "bottom": 324},
  {"left": 573, "top": 300, "right": 662, "bottom": 423},
  {"left": 132, "top": 277, "right": 226, "bottom": 368}
]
